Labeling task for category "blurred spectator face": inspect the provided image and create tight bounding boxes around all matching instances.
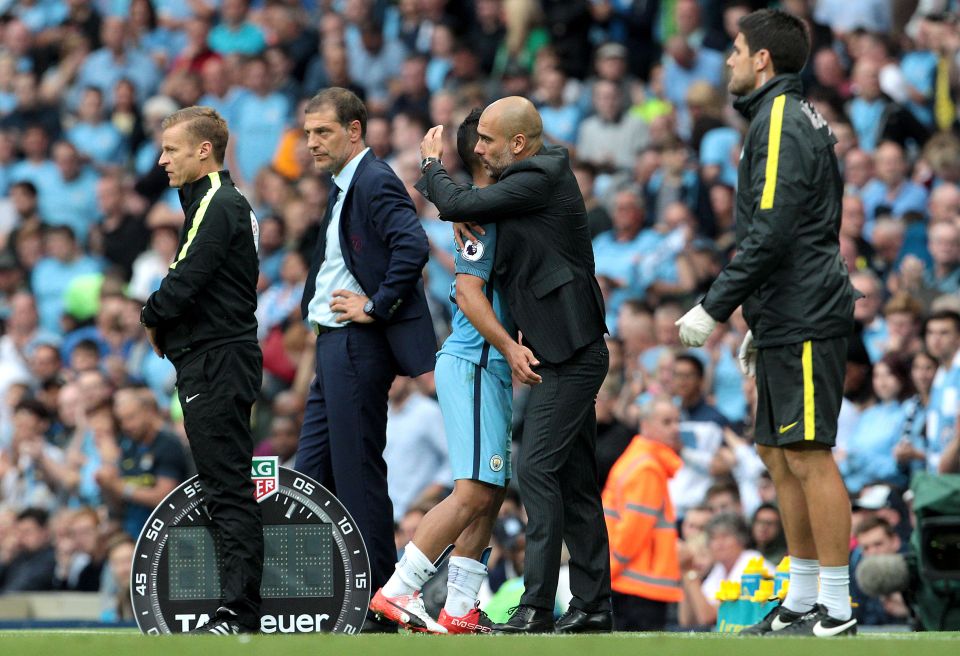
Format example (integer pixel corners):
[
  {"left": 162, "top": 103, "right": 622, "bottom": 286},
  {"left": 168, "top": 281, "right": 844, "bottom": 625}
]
[
  {"left": 929, "top": 184, "right": 960, "bottom": 225},
  {"left": 430, "top": 23, "right": 454, "bottom": 57},
  {"left": 269, "top": 416, "right": 300, "bottom": 461},
  {"left": 611, "top": 191, "right": 643, "bottom": 236},
  {"left": 29, "top": 344, "right": 60, "bottom": 382},
  {"left": 929, "top": 222, "right": 960, "bottom": 268},
  {"left": 10, "top": 183, "right": 37, "bottom": 217},
  {"left": 681, "top": 507, "right": 712, "bottom": 541},
  {"left": 872, "top": 361, "right": 901, "bottom": 403},
  {"left": 13, "top": 406, "right": 46, "bottom": 444},
  {"left": 751, "top": 507, "right": 781, "bottom": 547},
  {"left": 365, "top": 117, "right": 391, "bottom": 159},
  {"left": 874, "top": 142, "right": 906, "bottom": 186},
  {"left": 852, "top": 60, "right": 881, "bottom": 101},
  {"left": 57, "top": 383, "right": 82, "bottom": 428},
  {"left": 9, "top": 292, "right": 38, "bottom": 333},
  {"left": 45, "top": 229, "right": 77, "bottom": 262},
  {"left": 77, "top": 371, "right": 111, "bottom": 411},
  {"left": 675, "top": 0, "right": 701, "bottom": 37},
  {"left": 151, "top": 227, "right": 180, "bottom": 262},
  {"left": 400, "top": 57, "right": 427, "bottom": 96},
  {"left": 279, "top": 251, "right": 307, "bottom": 285},
  {"left": 757, "top": 473, "right": 777, "bottom": 503},
  {"left": 475, "top": 0, "right": 500, "bottom": 25},
  {"left": 13, "top": 72, "right": 39, "bottom": 108},
  {"left": 670, "top": 358, "right": 702, "bottom": 405},
  {"left": 101, "top": 16, "right": 127, "bottom": 54},
  {"left": 871, "top": 220, "right": 904, "bottom": 264},
  {"left": 21, "top": 126, "right": 49, "bottom": 160},
  {"left": 708, "top": 524, "right": 746, "bottom": 567},
  {"left": 429, "top": 92, "right": 455, "bottom": 129},
  {"left": 17, "top": 515, "right": 50, "bottom": 554},
  {"left": 814, "top": 49, "right": 846, "bottom": 89},
  {"left": 840, "top": 195, "right": 866, "bottom": 239},
  {"left": 844, "top": 149, "right": 873, "bottom": 189},
  {"left": 851, "top": 273, "right": 882, "bottom": 324},
  {"left": 200, "top": 58, "right": 229, "bottom": 98},
  {"left": 538, "top": 67, "right": 566, "bottom": 106},
  {"left": 113, "top": 79, "right": 136, "bottom": 112},
  {"left": 910, "top": 351, "right": 938, "bottom": 398},
  {"left": 654, "top": 305, "right": 682, "bottom": 346},
  {"left": 108, "top": 540, "right": 134, "bottom": 589},
  {"left": 113, "top": 391, "right": 153, "bottom": 441},
  {"left": 832, "top": 122, "right": 856, "bottom": 160},
  {"left": 595, "top": 50, "right": 627, "bottom": 81},
  {"left": 641, "top": 399, "right": 682, "bottom": 452},
  {"left": 886, "top": 311, "right": 918, "bottom": 349},
  {"left": 723, "top": 4, "right": 749, "bottom": 41},
  {"left": 3, "top": 20, "right": 32, "bottom": 57},
  {"left": 53, "top": 142, "right": 82, "bottom": 180},
  {"left": 616, "top": 304, "right": 654, "bottom": 355},
  {"left": 858, "top": 524, "right": 900, "bottom": 557},
  {"left": 70, "top": 511, "right": 99, "bottom": 556},
  {"left": 220, "top": 0, "right": 249, "bottom": 25},
  {"left": 668, "top": 35, "right": 697, "bottom": 70},
  {"left": 245, "top": 59, "right": 270, "bottom": 96},
  {"left": 926, "top": 317, "right": 960, "bottom": 363},
  {"left": 258, "top": 218, "right": 283, "bottom": 254},
  {"left": 573, "top": 165, "right": 595, "bottom": 199},
  {"left": 707, "top": 489, "right": 741, "bottom": 516},
  {"left": 96, "top": 176, "right": 123, "bottom": 217},
  {"left": 78, "top": 87, "right": 104, "bottom": 123}
]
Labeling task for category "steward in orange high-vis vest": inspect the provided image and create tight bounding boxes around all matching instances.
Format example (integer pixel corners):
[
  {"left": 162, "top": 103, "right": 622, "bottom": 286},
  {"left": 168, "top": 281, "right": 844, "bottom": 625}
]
[{"left": 602, "top": 396, "right": 683, "bottom": 630}]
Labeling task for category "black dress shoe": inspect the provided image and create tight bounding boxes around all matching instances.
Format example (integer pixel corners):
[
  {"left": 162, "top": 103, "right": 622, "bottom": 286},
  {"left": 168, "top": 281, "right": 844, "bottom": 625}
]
[
  {"left": 492, "top": 605, "right": 555, "bottom": 634},
  {"left": 554, "top": 607, "right": 613, "bottom": 634}
]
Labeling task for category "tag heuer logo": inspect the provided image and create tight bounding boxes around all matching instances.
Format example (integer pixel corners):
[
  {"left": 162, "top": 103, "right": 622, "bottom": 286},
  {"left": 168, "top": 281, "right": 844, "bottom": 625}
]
[{"left": 252, "top": 456, "right": 279, "bottom": 502}]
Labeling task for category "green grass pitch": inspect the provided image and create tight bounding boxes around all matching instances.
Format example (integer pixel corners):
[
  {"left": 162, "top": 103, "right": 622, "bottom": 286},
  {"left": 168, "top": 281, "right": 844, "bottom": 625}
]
[{"left": 1, "top": 630, "right": 959, "bottom": 656}]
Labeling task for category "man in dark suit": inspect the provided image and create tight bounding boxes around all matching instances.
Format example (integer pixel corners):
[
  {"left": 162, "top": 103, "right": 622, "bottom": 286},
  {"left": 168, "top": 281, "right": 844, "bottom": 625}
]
[
  {"left": 416, "top": 96, "right": 612, "bottom": 634},
  {"left": 297, "top": 87, "right": 436, "bottom": 632}
]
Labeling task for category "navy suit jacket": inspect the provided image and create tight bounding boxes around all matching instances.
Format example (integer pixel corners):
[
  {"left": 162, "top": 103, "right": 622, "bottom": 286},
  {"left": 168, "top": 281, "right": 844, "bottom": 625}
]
[{"left": 301, "top": 150, "right": 436, "bottom": 377}]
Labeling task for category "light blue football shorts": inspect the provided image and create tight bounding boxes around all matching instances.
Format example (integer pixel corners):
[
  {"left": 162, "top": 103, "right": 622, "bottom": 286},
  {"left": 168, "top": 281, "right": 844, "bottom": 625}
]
[{"left": 434, "top": 352, "right": 512, "bottom": 486}]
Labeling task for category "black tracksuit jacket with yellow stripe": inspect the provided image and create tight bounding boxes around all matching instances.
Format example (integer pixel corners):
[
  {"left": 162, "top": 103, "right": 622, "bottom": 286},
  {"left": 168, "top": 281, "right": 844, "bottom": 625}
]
[
  {"left": 140, "top": 169, "right": 259, "bottom": 367},
  {"left": 701, "top": 74, "right": 855, "bottom": 348}
]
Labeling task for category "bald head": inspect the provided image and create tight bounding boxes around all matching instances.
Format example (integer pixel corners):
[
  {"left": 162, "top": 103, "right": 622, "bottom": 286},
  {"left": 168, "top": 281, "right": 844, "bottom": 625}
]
[{"left": 475, "top": 96, "right": 543, "bottom": 177}]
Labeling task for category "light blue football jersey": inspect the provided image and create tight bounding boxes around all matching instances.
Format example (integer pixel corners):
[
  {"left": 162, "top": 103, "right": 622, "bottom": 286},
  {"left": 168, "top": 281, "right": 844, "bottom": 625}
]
[{"left": 438, "top": 223, "right": 514, "bottom": 381}]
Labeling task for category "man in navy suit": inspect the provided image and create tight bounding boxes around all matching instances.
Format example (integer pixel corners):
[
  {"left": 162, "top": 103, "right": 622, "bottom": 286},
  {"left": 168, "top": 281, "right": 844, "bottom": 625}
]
[{"left": 296, "top": 87, "right": 436, "bottom": 632}]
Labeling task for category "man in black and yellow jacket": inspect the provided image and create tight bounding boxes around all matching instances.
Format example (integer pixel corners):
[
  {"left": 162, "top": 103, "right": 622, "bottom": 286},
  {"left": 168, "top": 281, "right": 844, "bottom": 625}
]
[
  {"left": 139, "top": 106, "right": 263, "bottom": 635},
  {"left": 675, "top": 10, "right": 858, "bottom": 638}
]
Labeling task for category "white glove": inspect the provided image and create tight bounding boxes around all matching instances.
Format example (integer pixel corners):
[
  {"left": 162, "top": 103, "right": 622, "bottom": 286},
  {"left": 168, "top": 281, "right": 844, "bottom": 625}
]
[
  {"left": 675, "top": 304, "right": 717, "bottom": 347},
  {"left": 738, "top": 330, "right": 757, "bottom": 377}
]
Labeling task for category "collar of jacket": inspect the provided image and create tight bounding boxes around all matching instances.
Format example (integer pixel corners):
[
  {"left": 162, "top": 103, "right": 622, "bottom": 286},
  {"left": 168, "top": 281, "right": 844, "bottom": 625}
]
[
  {"left": 733, "top": 74, "right": 803, "bottom": 120},
  {"left": 178, "top": 169, "right": 232, "bottom": 209}
]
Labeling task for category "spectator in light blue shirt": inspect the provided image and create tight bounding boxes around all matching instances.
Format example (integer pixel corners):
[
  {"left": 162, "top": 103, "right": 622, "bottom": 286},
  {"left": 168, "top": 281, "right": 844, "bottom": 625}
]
[
  {"left": 848, "top": 59, "right": 888, "bottom": 153},
  {"left": 66, "top": 87, "right": 125, "bottom": 166},
  {"left": 37, "top": 141, "right": 100, "bottom": 245},
  {"left": 840, "top": 355, "right": 911, "bottom": 494},
  {"left": 197, "top": 58, "right": 245, "bottom": 126},
  {"left": 925, "top": 221, "right": 960, "bottom": 294},
  {"left": 8, "top": 125, "right": 57, "bottom": 191},
  {"left": 256, "top": 251, "right": 307, "bottom": 342},
  {"left": 536, "top": 67, "right": 581, "bottom": 147},
  {"left": 661, "top": 36, "right": 724, "bottom": 140},
  {"left": 72, "top": 16, "right": 161, "bottom": 109},
  {"left": 227, "top": 56, "right": 290, "bottom": 185},
  {"left": 593, "top": 189, "right": 653, "bottom": 316},
  {"left": 346, "top": 20, "right": 407, "bottom": 106},
  {"left": 30, "top": 226, "right": 102, "bottom": 335},
  {"left": 208, "top": 0, "right": 266, "bottom": 56},
  {"left": 861, "top": 141, "right": 928, "bottom": 233}
]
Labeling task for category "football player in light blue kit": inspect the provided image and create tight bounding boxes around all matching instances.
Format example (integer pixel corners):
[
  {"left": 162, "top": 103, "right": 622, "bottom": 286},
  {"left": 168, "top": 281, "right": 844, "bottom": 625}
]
[{"left": 371, "top": 109, "right": 538, "bottom": 634}]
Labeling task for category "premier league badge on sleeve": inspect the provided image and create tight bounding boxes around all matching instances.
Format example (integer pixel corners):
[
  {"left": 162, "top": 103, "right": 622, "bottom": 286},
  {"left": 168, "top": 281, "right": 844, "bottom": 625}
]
[{"left": 463, "top": 239, "right": 484, "bottom": 262}]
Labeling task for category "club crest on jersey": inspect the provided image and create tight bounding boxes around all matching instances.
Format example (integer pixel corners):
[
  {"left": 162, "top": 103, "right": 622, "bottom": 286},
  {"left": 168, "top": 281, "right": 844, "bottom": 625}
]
[
  {"left": 252, "top": 456, "right": 279, "bottom": 502},
  {"left": 490, "top": 455, "right": 504, "bottom": 472},
  {"left": 463, "top": 239, "right": 484, "bottom": 262}
]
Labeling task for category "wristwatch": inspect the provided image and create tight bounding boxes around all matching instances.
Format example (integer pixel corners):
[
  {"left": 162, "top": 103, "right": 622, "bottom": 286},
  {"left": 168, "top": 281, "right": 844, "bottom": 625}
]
[
  {"left": 420, "top": 157, "right": 440, "bottom": 174},
  {"left": 363, "top": 299, "right": 375, "bottom": 317}
]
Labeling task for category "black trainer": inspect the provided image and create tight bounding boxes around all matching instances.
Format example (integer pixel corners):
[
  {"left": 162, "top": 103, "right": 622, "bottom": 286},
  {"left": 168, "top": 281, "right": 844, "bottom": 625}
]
[
  {"left": 776, "top": 604, "right": 858, "bottom": 637},
  {"left": 739, "top": 601, "right": 807, "bottom": 636},
  {"left": 187, "top": 607, "right": 258, "bottom": 635}
]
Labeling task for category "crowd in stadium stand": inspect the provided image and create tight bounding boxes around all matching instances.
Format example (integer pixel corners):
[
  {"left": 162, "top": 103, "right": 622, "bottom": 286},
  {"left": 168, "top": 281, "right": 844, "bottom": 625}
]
[{"left": 0, "top": 0, "right": 959, "bottom": 630}]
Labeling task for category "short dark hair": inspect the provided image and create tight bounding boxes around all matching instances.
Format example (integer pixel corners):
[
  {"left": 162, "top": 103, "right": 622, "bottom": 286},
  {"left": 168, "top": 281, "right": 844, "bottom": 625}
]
[
  {"left": 926, "top": 309, "right": 960, "bottom": 334},
  {"left": 854, "top": 515, "right": 895, "bottom": 538},
  {"left": 17, "top": 507, "right": 49, "bottom": 527},
  {"left": 706, "top": 478, "right": 741, "bottom": 503},
  {"left": 305, "top": 87, "right": 368, "bottom": 139},
  {"left": 674, "top": 352, "right": 705, "bottom": 379},
  {"left": 10, "top": 180, "right": 37, "bottom": 197},
  {"left": 456, "top": 107, "right": 484, "bottom": 176},
  {"left": 14, "top": 397, "right": 51, "bottom": 422},
  {"left": 738, "top": 9, "right": 810, "bottom": 75}
]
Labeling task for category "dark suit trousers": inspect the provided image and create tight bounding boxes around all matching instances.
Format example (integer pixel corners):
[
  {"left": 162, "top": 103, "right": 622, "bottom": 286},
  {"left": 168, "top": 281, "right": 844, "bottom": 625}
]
[
  {"left": 518, "top": 337, "right": 611, "bottom": 611},
  {"left": 294, "top": 324, "right": 398, "bottom": 592}
]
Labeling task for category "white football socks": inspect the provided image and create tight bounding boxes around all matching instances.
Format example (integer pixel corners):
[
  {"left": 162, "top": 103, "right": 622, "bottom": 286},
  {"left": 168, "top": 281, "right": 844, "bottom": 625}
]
[
  {"left": 818, "top": 565, "right": 852, "bottom": 621},
  {"left": 382, "top": 542, "right": 436, "bottom": 597},
  {"left": 783, "top": 556, "right": 818, "bottom": 614},
  {"left": 444, "top": 556, "right": 487, "bottom": 617}
]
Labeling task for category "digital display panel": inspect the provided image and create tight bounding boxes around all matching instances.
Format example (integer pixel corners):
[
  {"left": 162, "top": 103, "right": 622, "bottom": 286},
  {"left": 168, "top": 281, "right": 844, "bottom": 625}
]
[{"left": 167, "top": 524, "right": 334, "bottom": 600}]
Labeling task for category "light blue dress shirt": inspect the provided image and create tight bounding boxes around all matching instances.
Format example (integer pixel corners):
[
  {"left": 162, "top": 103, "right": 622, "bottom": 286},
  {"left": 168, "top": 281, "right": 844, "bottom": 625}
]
[{"left": 307, "top": 148, "right": 369, "bottom": 328}]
